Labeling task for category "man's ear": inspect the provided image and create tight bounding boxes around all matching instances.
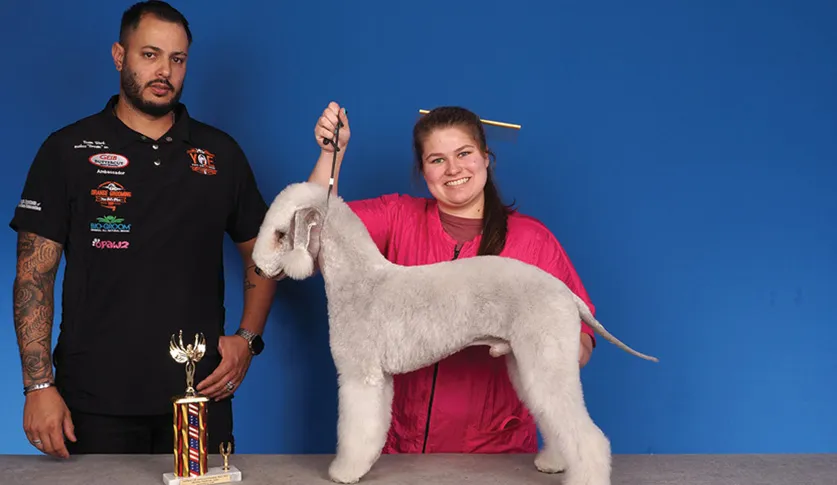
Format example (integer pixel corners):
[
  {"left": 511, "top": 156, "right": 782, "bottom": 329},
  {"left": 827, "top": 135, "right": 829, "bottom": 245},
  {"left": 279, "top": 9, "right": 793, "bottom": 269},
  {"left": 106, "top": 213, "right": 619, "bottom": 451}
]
[{"left": 112, "top": 42, "right": 125, "bottom": 71}]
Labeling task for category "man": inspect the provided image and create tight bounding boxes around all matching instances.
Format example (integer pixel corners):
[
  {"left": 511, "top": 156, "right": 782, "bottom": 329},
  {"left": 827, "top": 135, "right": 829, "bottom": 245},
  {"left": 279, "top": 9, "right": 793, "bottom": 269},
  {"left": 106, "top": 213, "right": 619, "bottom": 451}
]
[{"left": 10, "top": 1, "right": 276, "bottom": 458}]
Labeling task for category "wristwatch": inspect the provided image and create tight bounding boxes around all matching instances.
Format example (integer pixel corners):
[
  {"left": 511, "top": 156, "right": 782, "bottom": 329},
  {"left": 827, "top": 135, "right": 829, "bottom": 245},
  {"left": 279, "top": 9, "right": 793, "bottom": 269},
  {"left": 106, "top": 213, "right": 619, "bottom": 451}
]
[{"left": 235, "top": 328, "right": 264, "bottom": 355}]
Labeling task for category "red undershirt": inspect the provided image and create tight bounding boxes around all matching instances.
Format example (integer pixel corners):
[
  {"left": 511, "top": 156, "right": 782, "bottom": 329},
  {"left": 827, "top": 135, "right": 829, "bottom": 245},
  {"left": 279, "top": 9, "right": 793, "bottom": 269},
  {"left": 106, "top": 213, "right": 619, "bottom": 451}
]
[{"left": 438, "top": 210, "right": 483, "bottom": 248}]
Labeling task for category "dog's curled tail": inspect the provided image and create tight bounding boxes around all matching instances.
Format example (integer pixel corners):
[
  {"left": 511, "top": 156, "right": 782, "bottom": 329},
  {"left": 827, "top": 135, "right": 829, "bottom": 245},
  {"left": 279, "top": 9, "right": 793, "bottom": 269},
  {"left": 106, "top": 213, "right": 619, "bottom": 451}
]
[{"left": 572, "top": 293, "right": 659, "bottom": 363}]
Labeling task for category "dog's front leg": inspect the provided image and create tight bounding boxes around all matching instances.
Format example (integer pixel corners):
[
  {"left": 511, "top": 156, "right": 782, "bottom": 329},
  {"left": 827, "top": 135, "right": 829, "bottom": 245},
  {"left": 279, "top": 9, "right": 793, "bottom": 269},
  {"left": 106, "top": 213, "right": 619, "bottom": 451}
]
[{"left": 329, "top": 369, "right": 393, "bottom": 484}]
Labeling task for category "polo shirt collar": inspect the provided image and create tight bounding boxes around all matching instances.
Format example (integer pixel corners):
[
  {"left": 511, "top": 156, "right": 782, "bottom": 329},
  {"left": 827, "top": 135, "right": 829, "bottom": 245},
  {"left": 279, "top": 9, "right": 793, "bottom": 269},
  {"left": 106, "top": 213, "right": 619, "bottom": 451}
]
[{"left": 100, "top": 94, "right": 193, "bottom": 149}]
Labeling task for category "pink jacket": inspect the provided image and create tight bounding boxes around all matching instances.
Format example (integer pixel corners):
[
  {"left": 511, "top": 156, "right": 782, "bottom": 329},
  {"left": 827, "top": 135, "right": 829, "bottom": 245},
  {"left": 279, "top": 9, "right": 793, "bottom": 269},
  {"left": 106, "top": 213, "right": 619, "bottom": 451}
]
[{"left": 347, "top": 193, "right": 596, "bottom": 454}]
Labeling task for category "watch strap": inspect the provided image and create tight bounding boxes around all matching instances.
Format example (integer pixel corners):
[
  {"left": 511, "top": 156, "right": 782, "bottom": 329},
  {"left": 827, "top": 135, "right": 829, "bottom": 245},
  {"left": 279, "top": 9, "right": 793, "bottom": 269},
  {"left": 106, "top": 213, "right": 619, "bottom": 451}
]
[{"left": 235, "top": 328, "right": 257, "bottom": 342}]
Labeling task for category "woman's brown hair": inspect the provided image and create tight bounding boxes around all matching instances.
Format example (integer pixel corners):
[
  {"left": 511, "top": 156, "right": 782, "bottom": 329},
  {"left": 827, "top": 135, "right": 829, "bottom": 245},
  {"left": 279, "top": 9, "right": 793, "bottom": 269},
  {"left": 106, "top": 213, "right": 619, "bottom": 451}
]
[{"left": 412, "top": 107, "right": 516, "bottom": 256}]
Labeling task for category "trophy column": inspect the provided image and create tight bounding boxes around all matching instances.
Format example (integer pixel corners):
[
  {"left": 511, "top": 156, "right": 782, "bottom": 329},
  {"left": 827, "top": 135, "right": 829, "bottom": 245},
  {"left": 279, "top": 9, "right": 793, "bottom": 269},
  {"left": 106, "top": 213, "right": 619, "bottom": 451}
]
[{"left": 173, "top": 395, "right": 210, "bottom": 477}]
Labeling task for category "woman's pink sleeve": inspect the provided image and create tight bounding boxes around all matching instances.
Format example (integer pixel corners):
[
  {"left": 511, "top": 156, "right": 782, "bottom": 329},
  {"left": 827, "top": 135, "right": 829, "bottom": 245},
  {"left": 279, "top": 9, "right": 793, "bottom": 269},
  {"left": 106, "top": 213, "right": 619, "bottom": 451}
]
[
  {"left": 537, "top": 234, "right": 598, "bottom": 346},
  {"left": 346, "top": 194, "right": 403, "bottom": 255}
]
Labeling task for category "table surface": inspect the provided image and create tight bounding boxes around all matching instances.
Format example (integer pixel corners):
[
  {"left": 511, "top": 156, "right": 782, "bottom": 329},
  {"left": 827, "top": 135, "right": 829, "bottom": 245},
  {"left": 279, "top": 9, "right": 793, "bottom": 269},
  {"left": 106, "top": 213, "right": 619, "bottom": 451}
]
[{"left": 2, "top": 453, "right": 834, "bottom": 485}]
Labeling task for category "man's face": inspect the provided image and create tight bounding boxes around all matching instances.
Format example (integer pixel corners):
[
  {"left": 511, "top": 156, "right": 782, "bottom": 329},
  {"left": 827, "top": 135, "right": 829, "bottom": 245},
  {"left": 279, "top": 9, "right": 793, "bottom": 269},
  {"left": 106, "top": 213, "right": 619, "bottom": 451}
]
[{"left": 114, "top": 14, "right": 189, "bottom": 117}]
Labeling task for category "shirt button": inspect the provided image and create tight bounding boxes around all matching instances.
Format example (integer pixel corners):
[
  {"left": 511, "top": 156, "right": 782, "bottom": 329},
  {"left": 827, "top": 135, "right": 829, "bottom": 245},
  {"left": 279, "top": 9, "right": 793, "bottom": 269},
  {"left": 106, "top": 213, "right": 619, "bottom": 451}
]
[
  {"left": 165, "top": 136, "right": 172, "bottom": 142},
  {"left": 141, "top": 136, "right": 147, "bottom": 141},
  {"left": 154, "top": 159, "right": 161, "bottom": 166},
  {"left": 152, "top": 144, "right": 159, "bottom": 150}
]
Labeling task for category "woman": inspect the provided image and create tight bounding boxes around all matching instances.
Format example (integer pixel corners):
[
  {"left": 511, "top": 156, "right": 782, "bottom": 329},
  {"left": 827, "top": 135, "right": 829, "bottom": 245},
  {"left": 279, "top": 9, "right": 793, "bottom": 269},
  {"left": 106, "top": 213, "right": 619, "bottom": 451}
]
[{"left": 308, "top": 103, "right": 596, "bottom": 454}]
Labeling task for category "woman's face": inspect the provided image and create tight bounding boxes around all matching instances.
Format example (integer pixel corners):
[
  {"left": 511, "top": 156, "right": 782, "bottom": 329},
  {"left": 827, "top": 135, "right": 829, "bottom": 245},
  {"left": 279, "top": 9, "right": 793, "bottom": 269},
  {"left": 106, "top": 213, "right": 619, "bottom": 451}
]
[{"left": 420, "top": 126, "right": 490, "bottom": 218}]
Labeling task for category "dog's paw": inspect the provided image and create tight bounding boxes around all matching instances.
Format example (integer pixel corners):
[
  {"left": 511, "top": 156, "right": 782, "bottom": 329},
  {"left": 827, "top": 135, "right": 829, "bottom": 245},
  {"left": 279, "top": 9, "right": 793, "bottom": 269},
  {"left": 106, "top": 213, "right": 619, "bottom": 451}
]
[
  {"left": 328, "top": 459, "right": 365, "bottom": 484},
  {"left": 489, "top": 342, "right": 511, "bottom": 357},
  {"left": 535, "top": 449, "right": 567, "bottom": 474}
]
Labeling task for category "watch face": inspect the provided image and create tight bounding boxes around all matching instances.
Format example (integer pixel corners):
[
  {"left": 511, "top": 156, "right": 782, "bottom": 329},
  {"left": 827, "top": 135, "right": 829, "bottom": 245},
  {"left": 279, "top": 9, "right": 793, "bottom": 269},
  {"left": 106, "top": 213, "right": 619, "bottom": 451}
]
[{"left": 251, "top": 335, "right": 265, "bottom": 355}]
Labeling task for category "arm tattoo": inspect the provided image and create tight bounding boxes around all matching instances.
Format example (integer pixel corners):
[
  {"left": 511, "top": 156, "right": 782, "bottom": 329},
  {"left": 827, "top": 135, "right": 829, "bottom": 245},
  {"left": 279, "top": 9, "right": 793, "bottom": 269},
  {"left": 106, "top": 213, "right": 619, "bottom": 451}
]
[
  {"left": 13, "top": 232, "right": 62, "bottom": 386},
  {"left": 244, "top": 264, "right": 256, "bottom": 291}
]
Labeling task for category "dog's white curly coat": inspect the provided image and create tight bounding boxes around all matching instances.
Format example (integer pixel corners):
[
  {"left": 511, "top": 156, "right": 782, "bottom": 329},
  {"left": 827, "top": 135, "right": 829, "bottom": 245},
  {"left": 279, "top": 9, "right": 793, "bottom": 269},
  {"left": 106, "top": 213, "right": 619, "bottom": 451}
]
[{"left": 252, "top": 182, "right": 658, "bottom": 485}]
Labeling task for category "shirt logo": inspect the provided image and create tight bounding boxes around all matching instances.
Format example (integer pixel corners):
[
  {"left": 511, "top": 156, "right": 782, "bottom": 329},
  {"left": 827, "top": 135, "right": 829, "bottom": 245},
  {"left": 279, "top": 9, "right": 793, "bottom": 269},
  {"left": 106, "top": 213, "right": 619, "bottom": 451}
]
[
  {"left": 91, "top": 181, "right": 132, "bottom": 211},
  {"left": 90, "top": 215, "right": 131, "bottom": 233},
  {"left": 92, "top": 237, "right": 129, "bottom": 250},
  {"left": 74, "top": 140, "right": 109, "bottom": 150},
  {"left": 89, "top": 153, "right": 130, "bottom": 169},
  {"left": 187, "top": 148, "right": 217, "bottom": 176},
  {"left": 17, "top": 199, "right": 41, "bottom": 211},
  {"left": 97, "top": 169, "right": 125, "bottom": 176}
]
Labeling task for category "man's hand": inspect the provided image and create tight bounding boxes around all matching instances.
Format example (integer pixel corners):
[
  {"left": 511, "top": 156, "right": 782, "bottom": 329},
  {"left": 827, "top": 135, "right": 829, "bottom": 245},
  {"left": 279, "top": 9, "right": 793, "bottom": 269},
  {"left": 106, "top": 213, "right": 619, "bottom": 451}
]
[
  {"left": 23, "top": 387, "right": 76, "bottom": 459},
  {"left": 196, "top": 335, "right": 252, "bottom": 400},
  {"left": 579, "top": 333, "right": 594, "bottom": 368}
]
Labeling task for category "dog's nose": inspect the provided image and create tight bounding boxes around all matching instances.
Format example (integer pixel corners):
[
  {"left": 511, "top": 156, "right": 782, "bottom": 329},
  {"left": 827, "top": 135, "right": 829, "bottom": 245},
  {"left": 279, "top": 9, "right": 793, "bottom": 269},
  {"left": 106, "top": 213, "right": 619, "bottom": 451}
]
[
  {"left": 254, "top": 266, "right": 275, "bottom": 279},
  {"left": 254, "top": 265, "right": 286, "bottom": 281}
]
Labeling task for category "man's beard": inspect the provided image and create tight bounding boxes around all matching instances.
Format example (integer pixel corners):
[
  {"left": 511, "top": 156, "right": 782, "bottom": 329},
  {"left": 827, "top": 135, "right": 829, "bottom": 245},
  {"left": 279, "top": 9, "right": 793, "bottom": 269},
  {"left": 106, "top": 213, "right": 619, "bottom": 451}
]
[{"left": 120, "top": 65, "right": 183, "bottom": 117}]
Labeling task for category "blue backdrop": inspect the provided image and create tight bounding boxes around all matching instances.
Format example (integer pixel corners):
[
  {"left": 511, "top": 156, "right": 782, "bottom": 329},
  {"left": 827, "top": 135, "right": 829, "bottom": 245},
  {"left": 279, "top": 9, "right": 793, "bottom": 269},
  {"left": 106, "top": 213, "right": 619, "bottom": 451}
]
[{"left": 1, "top": 0, "right": 835, "bottom": 455}]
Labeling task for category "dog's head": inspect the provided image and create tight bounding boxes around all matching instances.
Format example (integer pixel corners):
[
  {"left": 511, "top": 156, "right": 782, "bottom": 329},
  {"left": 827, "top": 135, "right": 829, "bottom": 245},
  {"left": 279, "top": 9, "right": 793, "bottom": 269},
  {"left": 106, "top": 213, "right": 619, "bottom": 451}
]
[{"left": 252, "top": 182, "right": 327, "bottom": 281}]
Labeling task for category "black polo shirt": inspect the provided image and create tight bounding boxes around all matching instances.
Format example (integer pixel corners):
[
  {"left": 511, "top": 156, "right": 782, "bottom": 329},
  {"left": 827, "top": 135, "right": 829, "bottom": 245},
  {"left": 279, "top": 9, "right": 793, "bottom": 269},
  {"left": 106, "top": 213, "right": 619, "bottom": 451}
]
[{"left": 10, "top": 95, "right": 268, "bottom": 415}]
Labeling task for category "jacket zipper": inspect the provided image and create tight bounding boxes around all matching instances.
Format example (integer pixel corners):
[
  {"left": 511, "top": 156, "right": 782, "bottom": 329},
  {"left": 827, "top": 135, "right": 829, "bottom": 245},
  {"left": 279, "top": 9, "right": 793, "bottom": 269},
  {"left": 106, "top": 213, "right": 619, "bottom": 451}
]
[{"left": 422, "top": 243, "right": 462, "bottom": 453}]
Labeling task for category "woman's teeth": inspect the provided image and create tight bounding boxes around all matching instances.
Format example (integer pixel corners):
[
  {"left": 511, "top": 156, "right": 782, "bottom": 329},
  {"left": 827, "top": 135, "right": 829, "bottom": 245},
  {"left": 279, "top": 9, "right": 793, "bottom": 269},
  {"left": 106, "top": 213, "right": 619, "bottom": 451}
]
[{"left": 445, "top": 177, "right": 470, "bottom": 186}]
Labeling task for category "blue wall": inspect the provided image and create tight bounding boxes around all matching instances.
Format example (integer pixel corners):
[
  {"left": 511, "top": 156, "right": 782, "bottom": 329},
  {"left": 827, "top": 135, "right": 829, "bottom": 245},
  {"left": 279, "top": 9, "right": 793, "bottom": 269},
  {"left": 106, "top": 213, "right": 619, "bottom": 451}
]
[{"left": 1, "top": 0, "right": 835, "bottom": 455}]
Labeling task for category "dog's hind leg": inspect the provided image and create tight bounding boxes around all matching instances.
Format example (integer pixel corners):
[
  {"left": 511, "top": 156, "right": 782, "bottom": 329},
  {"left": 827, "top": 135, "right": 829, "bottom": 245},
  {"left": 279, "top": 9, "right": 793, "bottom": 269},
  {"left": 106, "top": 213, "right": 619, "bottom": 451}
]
[
  {"left": 510, "top": 335, "right": 611, "bottom": 485},
  {"left": 469, "top": 338, "right": 511, "bottom": 357},
  {"left": 328, "top": 368, "right": 394, "bottom": 484},
  {"left": 505, "top": 354, "right": 567, "bottom": 473}
]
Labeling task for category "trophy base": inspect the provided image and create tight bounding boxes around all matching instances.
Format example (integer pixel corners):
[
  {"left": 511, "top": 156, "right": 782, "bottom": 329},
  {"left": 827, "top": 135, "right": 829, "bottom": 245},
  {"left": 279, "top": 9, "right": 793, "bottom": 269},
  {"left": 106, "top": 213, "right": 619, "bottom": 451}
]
[{"left": 162, "top": 466, "right": 242, "bottom": 485}]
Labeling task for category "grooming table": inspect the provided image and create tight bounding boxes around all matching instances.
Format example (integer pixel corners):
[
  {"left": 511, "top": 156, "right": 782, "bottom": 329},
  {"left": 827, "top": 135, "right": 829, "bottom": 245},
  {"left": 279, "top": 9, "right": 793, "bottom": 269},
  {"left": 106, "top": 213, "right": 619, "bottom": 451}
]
[{"left": 1, "top": 452, "right": 833, "bottom": 484}]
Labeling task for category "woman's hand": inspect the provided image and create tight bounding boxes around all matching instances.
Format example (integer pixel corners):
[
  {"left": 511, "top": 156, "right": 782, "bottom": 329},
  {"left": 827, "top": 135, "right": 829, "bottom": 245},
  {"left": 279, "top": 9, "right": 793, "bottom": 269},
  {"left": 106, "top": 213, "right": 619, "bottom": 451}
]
[
  {"left": 315, "top": 102, "right": 350, "bottom": 153},
  {"left": 579, "top": 333, "right": 594, "bottom": 368}
]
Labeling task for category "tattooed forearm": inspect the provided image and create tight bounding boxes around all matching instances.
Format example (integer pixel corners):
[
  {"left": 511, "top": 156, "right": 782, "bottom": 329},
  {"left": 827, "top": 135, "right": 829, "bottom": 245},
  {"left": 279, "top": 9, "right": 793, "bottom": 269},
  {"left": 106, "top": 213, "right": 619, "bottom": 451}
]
[
  {"left": 13, "top": 232, "right": 62, "bottom": 387},
  {"left": 244, "top": 264, "right": 256, "bottom": 291}
]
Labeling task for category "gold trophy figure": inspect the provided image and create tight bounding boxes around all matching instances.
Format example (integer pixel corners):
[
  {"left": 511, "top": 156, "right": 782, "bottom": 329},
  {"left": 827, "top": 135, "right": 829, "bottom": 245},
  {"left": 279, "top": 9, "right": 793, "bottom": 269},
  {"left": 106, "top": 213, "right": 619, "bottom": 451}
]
[
  {"left": 220, "top": 442, "right": 232, "bottom": 471},
  {"left": 162, "top": 331, "right": 241, "bottom": 484}
]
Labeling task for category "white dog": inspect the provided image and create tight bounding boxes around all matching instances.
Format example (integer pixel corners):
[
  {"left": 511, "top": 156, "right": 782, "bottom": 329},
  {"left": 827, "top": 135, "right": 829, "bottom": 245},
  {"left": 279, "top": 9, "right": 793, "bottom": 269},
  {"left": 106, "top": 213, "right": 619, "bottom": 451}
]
[{"left": 252, "top": 182, "right": 658, "bottom": 485}]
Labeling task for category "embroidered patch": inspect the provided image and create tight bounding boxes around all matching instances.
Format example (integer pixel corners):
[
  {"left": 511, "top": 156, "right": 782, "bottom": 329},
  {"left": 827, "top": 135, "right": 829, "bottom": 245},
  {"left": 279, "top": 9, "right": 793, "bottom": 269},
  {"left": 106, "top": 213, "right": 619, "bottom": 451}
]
[
  {"left": 90, "top": 181, "right": 132, "bottom": 211},
  {"left": 89, "top": 153, "right": 129, "bottom": 169},
  {"left": 91, "top": 237, "right": 129, "bottom": 250},
  {"left": 186, "top": 148, "right": 217, "bottom": 175},
  {"left": 75, "top": 140, "right": 109, "bottom": 150},
  {"left": 97, "top": 169, "right": 125, "bottom": 176},
  {"left": 18, "top": 199, "right": 41, "bottom": 211},
  {"left": 90, "top": 215, "right": 131, "bottom": 233}
]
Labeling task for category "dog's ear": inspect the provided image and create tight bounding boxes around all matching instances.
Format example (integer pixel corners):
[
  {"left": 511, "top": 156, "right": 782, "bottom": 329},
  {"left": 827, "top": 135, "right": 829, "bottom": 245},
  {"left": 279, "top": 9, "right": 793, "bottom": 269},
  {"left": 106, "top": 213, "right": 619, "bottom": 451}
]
[
  {"left": 282, "top": 206, "right": 322, "bottom": 279},
  {"left": 291, "top": 206, "right": 321, "bottom": 251}
]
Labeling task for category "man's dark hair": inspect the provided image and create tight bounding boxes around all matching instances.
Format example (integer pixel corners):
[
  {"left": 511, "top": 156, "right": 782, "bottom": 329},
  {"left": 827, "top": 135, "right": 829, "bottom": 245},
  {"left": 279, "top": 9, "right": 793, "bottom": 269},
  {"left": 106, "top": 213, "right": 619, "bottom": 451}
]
[{"left": 119, "top": 1, "right": 192, "bottom": 46}]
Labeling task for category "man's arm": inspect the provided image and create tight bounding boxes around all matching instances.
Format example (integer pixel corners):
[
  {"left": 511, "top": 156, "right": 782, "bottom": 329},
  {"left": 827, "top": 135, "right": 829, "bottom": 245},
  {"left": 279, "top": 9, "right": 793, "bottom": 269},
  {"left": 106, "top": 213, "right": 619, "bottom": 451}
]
[
  {"left": 196, "top": 237, "right": 276, "bottom": 400},
  {"left": 237, "top": 237, "right": 277, "bottom": 336},
  {"left": 14, "top": 231, "right": 62, "bottom": 387},
  {"left": 14, "top": 231, "right": 76, "bottom": 459}
]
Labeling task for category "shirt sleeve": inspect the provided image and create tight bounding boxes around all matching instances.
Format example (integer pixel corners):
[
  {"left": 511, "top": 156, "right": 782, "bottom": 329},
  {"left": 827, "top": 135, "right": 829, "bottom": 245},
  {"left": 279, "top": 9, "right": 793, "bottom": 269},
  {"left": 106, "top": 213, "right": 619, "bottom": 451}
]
[
  {"left": 226, "top": 142, "right": 268, "bottom": 243},
  {"left": 536, "top": 232, "right": 597, "bottom": 346},
  {"left": 346, "top": 193, "right": 405, "bottom": 255},
  {"left": 9, "top": 134, "right": 70, "bottom": 245}
]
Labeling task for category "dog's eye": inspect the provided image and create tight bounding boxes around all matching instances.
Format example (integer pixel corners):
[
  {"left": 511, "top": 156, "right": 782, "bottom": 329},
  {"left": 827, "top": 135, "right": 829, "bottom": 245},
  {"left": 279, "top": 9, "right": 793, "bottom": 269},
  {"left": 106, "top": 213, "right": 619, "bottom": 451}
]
[{"left": 275, "top": 230, "right": 285, "bottom": 240}]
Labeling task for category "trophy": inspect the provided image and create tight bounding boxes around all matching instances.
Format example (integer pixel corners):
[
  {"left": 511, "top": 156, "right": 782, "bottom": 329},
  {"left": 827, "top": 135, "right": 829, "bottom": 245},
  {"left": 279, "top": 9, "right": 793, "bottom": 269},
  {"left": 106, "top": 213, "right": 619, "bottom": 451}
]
[{"left": 162, "top": 331, "right": 242, "bottom": 485}]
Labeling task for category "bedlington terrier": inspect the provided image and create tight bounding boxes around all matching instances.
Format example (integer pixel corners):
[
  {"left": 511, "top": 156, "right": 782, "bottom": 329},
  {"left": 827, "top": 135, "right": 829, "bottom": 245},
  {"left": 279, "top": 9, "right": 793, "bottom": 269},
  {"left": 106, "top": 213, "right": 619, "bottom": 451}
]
[{"left": 251, "top": 181, "right": 658, "bottom": 485}]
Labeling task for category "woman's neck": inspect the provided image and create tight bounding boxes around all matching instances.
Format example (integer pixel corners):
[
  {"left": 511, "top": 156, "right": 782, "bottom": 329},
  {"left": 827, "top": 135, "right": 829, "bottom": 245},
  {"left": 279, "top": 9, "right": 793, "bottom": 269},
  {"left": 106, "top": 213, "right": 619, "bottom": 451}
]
[{"left": 438, "top": 209, "right": 483, "bottom": 245}]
